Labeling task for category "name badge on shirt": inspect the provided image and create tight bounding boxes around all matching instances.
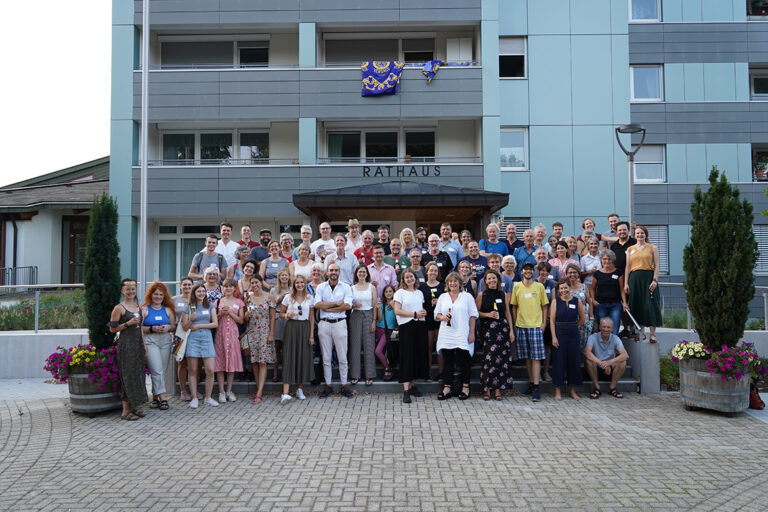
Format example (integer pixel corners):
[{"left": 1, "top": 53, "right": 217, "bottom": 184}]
[
  {"left": 548, "top": 275, "right": 554, "bottom": 280},
  {"left": 419, "top": 278, "right": 425, "bottom": 283},
  {"left": 232, "top": 304, "right": 239, "bottom": 311},
  {"left": 271, "top": 263, "right": 278, "bottom": 268},
  {"left": 495, "top": 298, "right": 503, "bottom": 303},
  {"left": 524, "top": 293, "right": 532, "bottom": 299},
  {"left": 154, "top": 315, "right": 162, "bottom": 321},
  {"left": 437, "top": 263, "right": 443, "bottom": 267},
  {"left": 177, "top": 302, "right": 185, "bottom": 308},
  {"left": 611, "top": 274, "right": 619, "bottom": 280},
  {"left": 568, "top": 304, "right": 576, "bottom": 309},
  {"left": 430, "top": 288, "right": 437, "bottom": 293},
  {"left": 200, "top": 310, "right": 210, "bottom": 316},
  {"left": 545, "top": 289, "right": 551, "bottom": 296}
]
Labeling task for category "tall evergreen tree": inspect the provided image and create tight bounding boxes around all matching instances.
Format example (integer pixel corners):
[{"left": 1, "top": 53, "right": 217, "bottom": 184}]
[
  {"left": 683, "top": 167, "right": 757, "bottom": 351},
  {"left": 84, "top": 194, "right": 122, "bottom": 350}
]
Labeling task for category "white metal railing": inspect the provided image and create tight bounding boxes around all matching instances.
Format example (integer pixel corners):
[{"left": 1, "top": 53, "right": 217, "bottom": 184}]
[{"left": 657, "top": 282, "right": 768, "bottom": 330}]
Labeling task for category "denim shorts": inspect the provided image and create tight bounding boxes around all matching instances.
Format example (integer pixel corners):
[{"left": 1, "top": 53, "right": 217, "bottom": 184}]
[{"left": 185, "top": 328, "right": 216, "bottom": 359}]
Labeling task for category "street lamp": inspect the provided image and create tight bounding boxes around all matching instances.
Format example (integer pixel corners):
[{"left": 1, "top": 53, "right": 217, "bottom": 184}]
[{"left": 615, "top": 123, "right": 646, "bottom": 227}]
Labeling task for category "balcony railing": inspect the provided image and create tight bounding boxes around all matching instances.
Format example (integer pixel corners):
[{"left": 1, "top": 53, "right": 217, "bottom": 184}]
[
  {"left": 146, "top": 61, "right": 479, "bottom": 71},
  {"left": 143, "top": 156, "right": 481, "bottom": 166}
]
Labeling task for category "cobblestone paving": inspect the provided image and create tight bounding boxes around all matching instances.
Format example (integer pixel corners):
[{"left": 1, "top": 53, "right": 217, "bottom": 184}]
[{"left": 1, "top": 390, "right": 767, "bottom": 511}]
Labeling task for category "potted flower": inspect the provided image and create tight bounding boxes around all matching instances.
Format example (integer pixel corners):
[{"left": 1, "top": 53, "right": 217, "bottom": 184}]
[
  {"left": 753, "top": 153, "right": 768, "bottom": 181},
  {"left": 681, "top": 167, "right": 760, "bottom": 416},
  {"left": 44, "top": 343, "right": 122, "bottom": 417}
]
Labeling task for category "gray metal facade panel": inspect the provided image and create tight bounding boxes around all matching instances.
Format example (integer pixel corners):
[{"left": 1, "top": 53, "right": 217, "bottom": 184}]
[
  {"left": 634, "top": 183, "right": 768, "bottom": 226},
  {"left": 629, "top": 22, "right": 768, "bottom": 64},
  {"left": 630, "top": 102, "right": 768, "bottom": 145},
  {"left": 131, "top": 164, "right": 484, "bottom": 216},
  {"left": 134, "top": 68, "right": 482, "bottom": 122}
]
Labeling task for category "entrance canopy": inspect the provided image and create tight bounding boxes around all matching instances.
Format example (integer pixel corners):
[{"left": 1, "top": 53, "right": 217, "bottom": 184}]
[{"left": 293, "top": 181, "right": 509, "bottom": 235}]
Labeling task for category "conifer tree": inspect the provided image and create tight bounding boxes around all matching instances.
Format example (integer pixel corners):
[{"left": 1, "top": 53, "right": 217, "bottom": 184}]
[
  {"left": 683, "top": 167, "right": 757, "bottom": 350},
  {"left": 84, "top": 194, "right": 122, "bottom": 350}
]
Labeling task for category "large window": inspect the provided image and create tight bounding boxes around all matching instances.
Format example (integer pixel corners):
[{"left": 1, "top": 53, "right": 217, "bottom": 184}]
[
  {"left": 405, "top": 132, "right": 435, "bottom": 161},
  {"left": 328, "top": 133, "right": 361, "bottom": 161},
  {"left": 500, "top": 128, "right": 527, "bottom": 170},
  {"left": 326, "top": 130, "right": 436, "bottom": 163},
  {"left": 633, "top": 145, "right": 665, "bottom": 183},
  {"left": 160, "top": 40, "right": 268, "bottom": 69},
  {"left": 237, "top": 41, "right": 269, "bottom": 67},
  {"left": 161, "top": 130, "right": 269, "bottom": 164},
  {"left": 629, "top": 0, "right": 660, "bottom": 21},
  {"left": 499, "top": 37, "right": 526, "bottom": 78},
  {"left": 365, "top": 132, "right": 398, "bottom": 161},
  {"left": 748, "top": 1, "right": 768, "bottom": 17},
  {"left": 645, "top": 226, "right": 669, "bottom": 274},
  {"left": 402, "top": 39, "right": 434, "bottom": 63},
  {"left": 631, "top": 65, "right": 663, "bottom": 102}
]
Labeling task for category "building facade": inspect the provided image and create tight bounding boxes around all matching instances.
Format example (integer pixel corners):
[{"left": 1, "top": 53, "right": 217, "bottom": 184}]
[{"left": 111, "top": 1, "right": 768, "bottom": 304}]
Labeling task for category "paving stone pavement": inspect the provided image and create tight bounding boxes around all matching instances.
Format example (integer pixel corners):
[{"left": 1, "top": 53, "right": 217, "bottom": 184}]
[{"left": 1, "top": 386, "right": 767, "bottom": 511}]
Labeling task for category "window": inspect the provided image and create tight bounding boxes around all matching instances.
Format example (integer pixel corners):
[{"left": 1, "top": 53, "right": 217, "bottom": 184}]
[
  {"left": 750, "top": 69, "right": 768, "bottom": 99},
  {"left": 328, "top": 133, "right": 361, "bottom": 162},
  {"left": 325, "top": 39, "right": 398, "bottom": 65},
  {"left": 237, "top": 41, "right": 269, "bottom": 67},
  {"left": 240, "top": 133, "right": 269, "bottom": 163},
  {"left": 499, "top": 38, "right": 526, "bottom": 78},
  {"left": 200, "top": 133, "right": 232, "bottom": 163},
  {"left": 645, "top": 226, "right": 669, "bottom": 274},
  {"left": 162, "top": 134, "right": 194, "bottom": 163},
  {"left": 498, "top": 218, "right": 531, "bottom": 240},
  {"left": 631, "top": 65, "right": 663, "bottom": 101},
  {"left": 633, "top": 145, "right": 665, "bottom": 182},
  {"left": 366, "top": 132, "right": 398, "bottom": 161},
  {"left": 500, "top": 128, "right": 527, "bottom": 170},
  {"left": 748, "top": 1, "right": 768, "bottom": 17},
  {"left": 629, "top": 0, "right": 660, "bottom": 21},
  {"left": 405, "top": 132, "right": 435, "bottom": 161},
  {"left": 756, "top": 226, "right": 768, "bottom": 273},
  {"left": 753, "top": 144, "right": 768, "bottom": 181},
  {"left": 402, "top": 39, "right": 434, "bottom": 63}
]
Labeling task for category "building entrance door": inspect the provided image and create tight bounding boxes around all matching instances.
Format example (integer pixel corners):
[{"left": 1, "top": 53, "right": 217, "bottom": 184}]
[{"left": 62, "top": 216, "right": 89, "bottom": 283}]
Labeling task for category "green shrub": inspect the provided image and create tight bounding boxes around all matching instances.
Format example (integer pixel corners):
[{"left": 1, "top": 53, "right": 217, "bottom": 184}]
[
  {"left": 662, "top": 309, "right": 688, "bottom": 329},
  {"left": 0, "top": 303, "right": 86, "bottom": 330},
  {"left": 659, "top": 356, "right": 680, "bottom": 391},
  {"left": 745, "top": 318, "right": 765, "bottom": 331}
]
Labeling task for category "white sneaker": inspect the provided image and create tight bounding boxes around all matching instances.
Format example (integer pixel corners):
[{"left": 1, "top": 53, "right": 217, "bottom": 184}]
[
  {"left": 280, "top": 394, "right": 292, "bottom": 404},
  {"left": 205, "top": 397, "right": 220, "bottom": 407},
  {"left": 226, "top": 391, "right": 237, "bottom": 402},
  {"left": 189, "top": 398, "right": 199, "bottom": 409},
  {"left": 218, "top": 392, "right": 227, "bottom": 403},
  {"left": 296, "top": 389, "right": 306, "bottom": 400}
]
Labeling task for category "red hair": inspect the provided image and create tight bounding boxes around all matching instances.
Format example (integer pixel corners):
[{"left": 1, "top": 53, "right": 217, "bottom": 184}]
[{"left": 143, "top": 281, "right": 176, "bottom": 316}]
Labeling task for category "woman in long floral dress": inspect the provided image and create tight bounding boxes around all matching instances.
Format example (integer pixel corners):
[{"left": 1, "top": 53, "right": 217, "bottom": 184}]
[
  {"left": 476, "top": 270, "right": 516, "bottom": 401},
  {"left": 244, "top": 274, "right": 275, "bottom": 404}
]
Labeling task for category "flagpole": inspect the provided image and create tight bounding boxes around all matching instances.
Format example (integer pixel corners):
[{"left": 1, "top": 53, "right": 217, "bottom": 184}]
[{"left": 138, "top": 0, "right": 150, "bottom": 296}]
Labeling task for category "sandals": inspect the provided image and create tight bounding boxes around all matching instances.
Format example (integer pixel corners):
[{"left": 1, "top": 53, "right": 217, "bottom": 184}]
[
  {"left": 365, "top": 379, "right": 373, "bottom": 387},
  {"left": 149, "top": 398, "right": 160, "bottom": 409},
  {"left": 649, "top": 336, "right": 658, "bottom": 344},
  {"left": 158, "top": 400, "right": 169, "bottom": 410},
  {"left": 494, "top": 390, "right": 503, "bottom": 401},
  {"left": 458, "top": 385, "right": 470, "bottom": 401},
  {"left": 589, "top": 388, "right": 602, "bottom": 400},
  {"left": 350, "top": 379, "right": 358, "bottom": 386},
  {"left": 482, "top": 391, "right": 491, "bottom": 401},
  {"left": 131, "top": 409, "right": 146, "bottom": 417},
  {"left": 609, "top": 388, "right": 624, "bottom": 399},
  {"left": 437, "top": 388, "right": 452, "bottom": 401},
  {"left": 252, "top": 395, "right": 262, "bottom": 404},
  {"left": 120, "top": 411, "right": 140, "bottom": 421},
  {"left": 383, "top": 370, "right": 393, "bottom": 381}
]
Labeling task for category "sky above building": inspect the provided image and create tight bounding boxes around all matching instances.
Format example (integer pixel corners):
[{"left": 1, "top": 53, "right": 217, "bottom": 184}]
[{"left": 1, "top": 1, "right": 111, "bottom": 187}]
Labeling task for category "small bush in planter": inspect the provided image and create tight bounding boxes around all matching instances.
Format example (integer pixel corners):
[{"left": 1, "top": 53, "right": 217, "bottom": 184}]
[{"left": 43, "top": 343, "right": 121, "bottom": 394}]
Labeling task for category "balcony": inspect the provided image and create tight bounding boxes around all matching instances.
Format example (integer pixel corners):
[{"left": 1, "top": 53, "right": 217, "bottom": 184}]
[
  {"left": 132, "top": 66, "right": 482, "bottom": 122},
  {"left": 134, "top": 0, "right": 481, "bottom": 28},
  {"left": 130, "top": 159, "right": 484, "bottom": 217}
]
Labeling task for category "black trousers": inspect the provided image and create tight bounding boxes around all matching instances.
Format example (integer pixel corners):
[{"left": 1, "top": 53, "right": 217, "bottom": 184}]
[{"left": 441, "top": 348, "right": 471, "bottom": 388}]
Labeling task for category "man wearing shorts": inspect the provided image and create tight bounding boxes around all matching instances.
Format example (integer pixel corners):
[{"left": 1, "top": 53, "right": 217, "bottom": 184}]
[{"left": 511, "top": 262, "right": 549, "bottom": 402}]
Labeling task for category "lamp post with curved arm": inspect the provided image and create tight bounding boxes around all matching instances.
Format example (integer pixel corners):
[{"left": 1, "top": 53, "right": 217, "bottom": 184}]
[{"left": 615, "top": 124, "right": 646, "bottom": 227}]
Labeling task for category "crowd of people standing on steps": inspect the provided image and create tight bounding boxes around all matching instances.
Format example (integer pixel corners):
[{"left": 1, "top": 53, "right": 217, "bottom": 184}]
[{"left": 109, "top": 214, "right": 658, "bottom": 417}]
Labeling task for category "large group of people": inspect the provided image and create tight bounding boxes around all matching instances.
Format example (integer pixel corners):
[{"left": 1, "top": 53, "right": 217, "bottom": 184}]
[{"left": 111, "top": 214, "right": 661, "bottom": 417}]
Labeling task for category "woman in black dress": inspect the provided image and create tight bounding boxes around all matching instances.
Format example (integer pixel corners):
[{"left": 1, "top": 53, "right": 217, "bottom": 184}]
[
  {"left": 109, "top": 278, "right": 148, "bottom": 421},
  {"left": 420, "top": 262, "right": 444, "bottom": 381},
  {"left": 476, "top": 270, "right": 515, "bottom": 400}
]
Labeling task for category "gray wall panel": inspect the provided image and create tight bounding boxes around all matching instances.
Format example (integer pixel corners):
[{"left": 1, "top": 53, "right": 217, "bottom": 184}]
[
  {"left": 631, "top": 102, "right": 768, "bottom": 145},
  {"left": 131, "top": 164, "right": 484, "bottom": 216},
  {"left": 629, "top": 22, "right": 768, "bottom": 64}
]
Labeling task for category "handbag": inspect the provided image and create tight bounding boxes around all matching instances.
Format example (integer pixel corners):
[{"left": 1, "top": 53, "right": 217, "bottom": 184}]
[
  {"left": 749, "top": 383, "right": 765, "bottom": 410},
  {"left": 173, "top": 320, "right": 191, "bottom": 362}
]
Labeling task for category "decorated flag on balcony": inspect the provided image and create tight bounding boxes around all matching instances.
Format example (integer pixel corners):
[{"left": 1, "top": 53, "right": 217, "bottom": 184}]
[
  {"left": 361, "top": 61, "right": 404, "bottom": 96},
  {"left": 422, "top": 60, "right": 444, "bottom": 84}
]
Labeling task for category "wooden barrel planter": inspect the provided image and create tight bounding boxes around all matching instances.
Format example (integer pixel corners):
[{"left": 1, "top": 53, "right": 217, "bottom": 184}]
[
  {"left": 679, "top": 358, "right": 750, "bottom": 416},
  {"left": 67, "top": 372, "right": 121, "bottom": 417}
]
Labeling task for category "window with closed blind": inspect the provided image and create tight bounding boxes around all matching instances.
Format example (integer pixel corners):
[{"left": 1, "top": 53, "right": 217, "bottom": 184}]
[
  {"left": 499, "top": 218, "right": 531, "bottom": 239},
  {"left": 755, "top": 226, "right": 768, "bottom": 273},
  {"left": 645, "top": 225, "right": 669, "bottom": 275}
]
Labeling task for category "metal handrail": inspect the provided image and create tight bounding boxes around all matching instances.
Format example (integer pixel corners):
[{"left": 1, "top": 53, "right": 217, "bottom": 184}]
[
  {"left": 656, "top": 282, "right": 768, "bottom": 330},
  {"left": 140, "top": 157, "right": 482, "bottom": 166}
]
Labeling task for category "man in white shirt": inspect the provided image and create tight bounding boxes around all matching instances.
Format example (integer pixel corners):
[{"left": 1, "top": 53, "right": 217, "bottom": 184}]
[
  {"left": 215, "top": 222, "right": 239, "bottom": 268},
  {"left": 324, "top": 234, "right": 357, "bottom": 285},
  {"left": 313, "top": 263, "right": 354, "bottom": 399},
  {"left": 310, "top": 222, "right": 335, "bottom": 262}
]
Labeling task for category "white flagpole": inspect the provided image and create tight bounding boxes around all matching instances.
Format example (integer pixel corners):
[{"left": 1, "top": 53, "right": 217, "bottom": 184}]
[{"left": 138, "top": 0, "right": 150, "bottom": 297}]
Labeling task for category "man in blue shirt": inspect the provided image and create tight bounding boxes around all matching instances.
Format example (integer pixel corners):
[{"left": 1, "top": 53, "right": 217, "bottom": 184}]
[
  {"left": 513, "top": 229, "right": 538, "bottom": 279},
  {"left": 479, "top": 223, "right": 509, "bottom": 257},
  {"left": 583, "top": 317, "right": 629, "bottom": 399},
  {"left": 438, "top": 222, "right": 463, "bottom": 268},
  {"left": 458, "top": 240, "right": 488, "bottom": 283}
]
